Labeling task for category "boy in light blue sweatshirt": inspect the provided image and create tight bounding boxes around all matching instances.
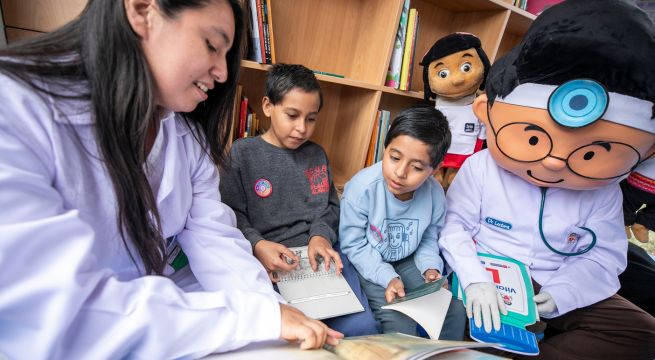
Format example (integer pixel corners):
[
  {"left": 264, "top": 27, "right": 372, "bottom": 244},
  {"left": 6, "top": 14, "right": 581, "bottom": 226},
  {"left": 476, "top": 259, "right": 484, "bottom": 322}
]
[{"left": 339, "top": 106, "right": 465, "bottom": 339}]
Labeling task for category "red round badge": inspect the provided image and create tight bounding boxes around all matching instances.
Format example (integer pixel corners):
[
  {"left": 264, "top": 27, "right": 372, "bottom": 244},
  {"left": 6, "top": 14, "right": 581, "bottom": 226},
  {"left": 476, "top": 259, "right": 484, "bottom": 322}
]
[{"left": 254, "top": 178, "right": 272, "bottom": 198}]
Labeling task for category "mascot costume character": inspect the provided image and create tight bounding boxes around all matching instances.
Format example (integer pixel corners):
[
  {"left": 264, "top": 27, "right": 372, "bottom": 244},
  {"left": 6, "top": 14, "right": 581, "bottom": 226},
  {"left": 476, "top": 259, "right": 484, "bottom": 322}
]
[{"left": 438, "top": 1, "right": 655, "bottom": 358}]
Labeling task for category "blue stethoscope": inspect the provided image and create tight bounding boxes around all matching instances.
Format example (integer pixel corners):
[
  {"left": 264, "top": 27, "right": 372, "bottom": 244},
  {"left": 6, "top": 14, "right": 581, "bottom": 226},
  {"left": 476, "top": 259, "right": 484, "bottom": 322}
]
[{"left": 538, "top": 79, "right": 604, "bottom": 256}]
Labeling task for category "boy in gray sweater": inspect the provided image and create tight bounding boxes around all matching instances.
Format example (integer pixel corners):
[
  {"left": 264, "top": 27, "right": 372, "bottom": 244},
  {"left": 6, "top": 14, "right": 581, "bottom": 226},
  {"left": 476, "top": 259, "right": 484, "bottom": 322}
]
[{"left": 219, "top": 64, "right": 378, "bottom": 336}]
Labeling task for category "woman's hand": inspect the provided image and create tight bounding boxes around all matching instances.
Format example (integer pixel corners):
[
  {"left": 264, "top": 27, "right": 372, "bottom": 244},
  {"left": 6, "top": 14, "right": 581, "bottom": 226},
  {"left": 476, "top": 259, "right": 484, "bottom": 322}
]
[
  {"left": 253, "top": 240, "right": 299, "bottom": 282},
  {"left": 307, "top": 236, "right": 343, "bottom": 275},
  {"left": 385, "top": 277, "right": 405, "bottom": 303},
  {"left": 279, "top": 303, "right": 343, "bottom": 349}
]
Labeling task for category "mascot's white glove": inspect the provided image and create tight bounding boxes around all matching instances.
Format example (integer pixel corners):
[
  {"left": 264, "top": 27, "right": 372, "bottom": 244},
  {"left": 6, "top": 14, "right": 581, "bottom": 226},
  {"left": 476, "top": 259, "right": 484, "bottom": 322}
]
[
  {"left": 464, "top": 282, "right": 508, "bottom": 333},
  {"left": 534, "top": 291, "right": 557, "bottom": 317}
]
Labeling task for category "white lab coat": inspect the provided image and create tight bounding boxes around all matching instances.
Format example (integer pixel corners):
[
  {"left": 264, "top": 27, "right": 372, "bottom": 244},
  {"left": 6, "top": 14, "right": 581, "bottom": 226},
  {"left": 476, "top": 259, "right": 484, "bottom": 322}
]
[
  {"left": 0, "top": 73, "right": 281, "bottom": 359},
  {"left": 435, "top": 94, "right": 486, "bottom": 157},
  {"left": 439, "top": 150, "right": 626, "bottom": 317}
]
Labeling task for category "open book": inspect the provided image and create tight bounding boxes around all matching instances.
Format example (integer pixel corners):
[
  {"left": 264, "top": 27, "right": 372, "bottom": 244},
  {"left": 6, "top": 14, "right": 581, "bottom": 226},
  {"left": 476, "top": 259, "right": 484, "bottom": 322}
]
[
  {"left": 213, "top": 333, "right": 503, "bottom": 360},
  {"left": 381, "top": 277, "right": 452, "bottom": 339},
  {"left": 325, "top": 333, "right": 500, "bottom": 360},
  {"left": 453, "top": 253, "right": 540, "bottom": 356},
  {"left": 276, "top": 246, "right": 364, "bottom": 320}
]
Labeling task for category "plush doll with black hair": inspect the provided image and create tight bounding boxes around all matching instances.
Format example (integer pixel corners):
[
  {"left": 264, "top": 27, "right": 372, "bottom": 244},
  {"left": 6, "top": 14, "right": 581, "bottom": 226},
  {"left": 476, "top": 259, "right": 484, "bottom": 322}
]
[
  {"left": 438, "top": 0, "right": 655, "bottom": 358},
  {"left": 419, "top": 33, "right": 490, "bottom": 190},
  {"left": 618, "top": 157, "right": 655, "bottom": 318}
]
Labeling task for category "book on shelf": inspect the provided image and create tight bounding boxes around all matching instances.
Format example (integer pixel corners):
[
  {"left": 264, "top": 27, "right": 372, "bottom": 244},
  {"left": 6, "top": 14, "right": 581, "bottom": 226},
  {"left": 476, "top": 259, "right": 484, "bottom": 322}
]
[
  {"left": 266, "top": 0, "right": 276, "bottom": 64},
  {"left": 399, "top": 8, "right": 418, "bottom": 91},
  {"left": 238, "top": 96, "right": 249, "bottom": 140},
  {"left": 247, "top": 0, "right": 262, "bottom": 63},
  {"left": 372, "top": 110, "right": 383, "bottom": 164},
  {"left": 255, "top": 0, "right": 266, "bottom": 63},
  {"left": 276, "top": 246, "right": 364, "bottom": 320},
  {"left": 365, "top": 111, "right": 381, "bottom": 167},
  {"left": 381, "top": 277, "right": 452, "bottom": 340},
  {"left": 259, "top": 0, "right": 272, "bottom": 64},
  {"left": 513, "top": 0, "right": 528, "bottom": 10},
  {"left": 228, "top": 85, "right": 243, "bottom": 146},
  {"left": 375, "top": 110, "right": 391, "bottom": 163},
  {"left": 385, "top": 0, "right": 410, "bottom": 89},
  {"left": 452, "top": 253, "right": 540, "bottom": 356},
  {"left": 405, "top": 13, "right": 419, "bottom": 91}
]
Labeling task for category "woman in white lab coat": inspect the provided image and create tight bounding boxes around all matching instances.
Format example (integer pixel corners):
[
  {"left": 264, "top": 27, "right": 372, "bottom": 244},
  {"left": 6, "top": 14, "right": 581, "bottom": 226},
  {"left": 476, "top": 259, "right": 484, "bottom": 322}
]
[{"left": 0, "top": 0, "right": 340, "bottom": 358}]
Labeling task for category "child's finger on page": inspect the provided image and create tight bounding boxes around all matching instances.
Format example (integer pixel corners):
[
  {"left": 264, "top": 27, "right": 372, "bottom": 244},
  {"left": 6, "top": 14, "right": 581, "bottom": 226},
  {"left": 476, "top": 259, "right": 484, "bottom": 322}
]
[
  {"left": 279, "top": 246, "right": 299, "bottom": 263},
  {"left": 327, "top": 249, "right": 343, "bottom": 274}
]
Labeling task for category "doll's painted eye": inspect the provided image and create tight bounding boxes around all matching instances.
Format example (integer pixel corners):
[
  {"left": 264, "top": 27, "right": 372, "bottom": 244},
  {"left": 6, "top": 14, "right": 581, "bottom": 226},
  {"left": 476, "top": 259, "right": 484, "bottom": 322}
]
[
  {"left": 460, "top": 62, "right": 472, "bottom": 73},
  {"left": 438, "top": 69, "right": 449, "bottom": 78}
]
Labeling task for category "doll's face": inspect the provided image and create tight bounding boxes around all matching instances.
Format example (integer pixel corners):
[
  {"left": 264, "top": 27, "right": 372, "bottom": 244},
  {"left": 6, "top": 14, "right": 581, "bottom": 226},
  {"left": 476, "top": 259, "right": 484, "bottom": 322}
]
[
  {"left": 474, "top": 94, "right": 655, "bottom": 190},
  {"left": 428, "top": 49, "right": 485, "bottom": 99}
]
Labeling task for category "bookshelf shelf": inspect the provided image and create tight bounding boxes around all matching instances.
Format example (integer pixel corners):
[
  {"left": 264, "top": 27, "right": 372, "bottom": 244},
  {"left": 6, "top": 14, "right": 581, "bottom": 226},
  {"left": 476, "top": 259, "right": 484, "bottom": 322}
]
[{"left": 381, "top": 87, "right": 424, "bottom": 100}]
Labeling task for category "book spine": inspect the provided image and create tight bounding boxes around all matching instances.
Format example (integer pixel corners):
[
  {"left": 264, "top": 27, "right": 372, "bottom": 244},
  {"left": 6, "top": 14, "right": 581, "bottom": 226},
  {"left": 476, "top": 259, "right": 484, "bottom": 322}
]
[
  {"left": 406, "top": 14, "right": 419, "bottom": 90},
  {"left": 366, "top": 111, "right": 381, "bottom": 166},
  {"left": 372, "top": 110, "right": 382, "bottom": 162},
  {"left": 399, "top": 8, "right": 417, "bottom": 91},
  {"left": 239, "top": 97, "right": 248, "bottom": 139},
  {"left": 246, "top": 112, "right": 252, "bottom": 137},
  {"left": 255, "top": 0, "right": 266, "bottom": 63},
  {"left": 376, "top": 111, "right": 390, "bottom": 162},
  {"left": 385, "top": 0, "right": 410, "bottom": 88},
  {"left": 266, "top": 0, "right": 276, "bottom": 64},
  {"left": 261, "top": 0, "right": 272, "bottom": 64},
  {"left": 248, "top": 0, "right": 262, "bottom": 63}
]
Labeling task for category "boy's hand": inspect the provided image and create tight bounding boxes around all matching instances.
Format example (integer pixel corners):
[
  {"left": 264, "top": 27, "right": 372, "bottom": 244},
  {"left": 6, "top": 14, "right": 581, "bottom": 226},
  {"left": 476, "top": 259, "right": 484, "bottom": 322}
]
[
  {"left": 279, "top": 303, "right": 343, "bottom": 349},
  {"left": 423, "top": 269, "right": 442, "bottom": 283},
  {"left": 385, "top": 277, "right": 405, "bottom": 303},
  {"left": 253, "top": 240, "right": 299, "bottom": 282},
  {"left": 308, "top": 236, "right": 343, "bottom": 275}
]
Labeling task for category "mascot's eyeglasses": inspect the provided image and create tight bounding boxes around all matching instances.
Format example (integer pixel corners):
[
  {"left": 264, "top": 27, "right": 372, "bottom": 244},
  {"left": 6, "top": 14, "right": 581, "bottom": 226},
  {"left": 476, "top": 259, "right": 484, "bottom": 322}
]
[{"left": 487, "top": 80, "right": 641, "bottom": 180}]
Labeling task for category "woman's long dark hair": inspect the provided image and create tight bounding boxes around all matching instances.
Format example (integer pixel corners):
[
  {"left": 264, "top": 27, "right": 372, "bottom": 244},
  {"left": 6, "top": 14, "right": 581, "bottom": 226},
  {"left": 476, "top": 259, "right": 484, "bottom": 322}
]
[{"left": 0, "top": 0, "right": 244, "bottom": 275}]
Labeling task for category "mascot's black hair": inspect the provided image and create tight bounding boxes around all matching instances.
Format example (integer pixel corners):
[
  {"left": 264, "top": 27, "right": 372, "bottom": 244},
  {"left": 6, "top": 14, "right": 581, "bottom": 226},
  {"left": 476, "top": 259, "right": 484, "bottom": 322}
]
[
  {"left": 419, "top": 33, "right": 491, "bottom": 102},
  {"left": 486, "top": 0, "right": 655, "bottom": 118}
]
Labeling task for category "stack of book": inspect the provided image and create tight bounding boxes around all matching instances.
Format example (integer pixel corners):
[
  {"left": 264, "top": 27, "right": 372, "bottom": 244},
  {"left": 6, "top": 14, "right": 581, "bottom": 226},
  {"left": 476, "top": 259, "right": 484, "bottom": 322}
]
[
  {"left": 384, "top": 0, "right": 419, "bottom": 91},
  {"left": 246, "top": 0, "right": 276, "bottom": 64},
  {"left": 228, "top": 85, "right": 262, "bottom": 145},
  {"left": 365, "top": 110, "right": 391, "bottom": 167}
]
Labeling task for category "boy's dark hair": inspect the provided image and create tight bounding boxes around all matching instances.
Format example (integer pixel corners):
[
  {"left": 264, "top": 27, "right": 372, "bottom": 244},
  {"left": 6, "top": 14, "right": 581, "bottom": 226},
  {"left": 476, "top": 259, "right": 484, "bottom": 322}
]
[
  {"left": 265, "top": 63, "right": 323, "bottom": 111},
  {"left": 384, "top": 106, "right": 451, "bottom": 168},
  {"left": 486, "top": 0, "right": 655, "bottom": 118},
  {"left": 420, "top": 33, "right": 490, "bottom": 102}
]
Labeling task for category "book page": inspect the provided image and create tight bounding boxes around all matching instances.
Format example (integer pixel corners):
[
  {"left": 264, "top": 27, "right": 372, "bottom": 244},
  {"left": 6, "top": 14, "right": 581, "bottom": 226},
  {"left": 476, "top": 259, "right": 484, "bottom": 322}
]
[
  {"left": 325, "top": 333, "right": 501, "bottom": 360},
  {"left": 381, "top": 280, "right": 452, "bottom": 340},
  {"left": 277, "top": 246, "right": 363, "bottom": 319}
]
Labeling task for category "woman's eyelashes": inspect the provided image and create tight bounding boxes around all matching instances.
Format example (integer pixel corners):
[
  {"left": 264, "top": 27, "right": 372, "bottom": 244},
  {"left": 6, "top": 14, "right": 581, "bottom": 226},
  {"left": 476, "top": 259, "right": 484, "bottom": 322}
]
[{"left": 206, "top": 39, "right": 217, "bottom": 53}]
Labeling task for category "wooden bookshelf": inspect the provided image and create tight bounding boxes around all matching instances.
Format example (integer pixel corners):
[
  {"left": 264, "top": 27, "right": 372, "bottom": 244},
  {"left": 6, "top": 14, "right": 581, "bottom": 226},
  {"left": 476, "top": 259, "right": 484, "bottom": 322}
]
[
  {"left": 239, "top": 0, "right": 534, "bottom": 187},
  {"left": 0, "top": 0, "right": 534, "bottom": 188}
]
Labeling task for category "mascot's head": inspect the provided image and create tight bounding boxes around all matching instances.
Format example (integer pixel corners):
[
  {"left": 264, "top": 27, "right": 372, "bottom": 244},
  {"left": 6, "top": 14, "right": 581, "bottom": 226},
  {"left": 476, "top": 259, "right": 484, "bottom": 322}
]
[
  {"left": 420, "top": 33, "right": 490, "bottom": 102},
  {"left": 473, "top": 0, "right": 655, "bottom": 190}
]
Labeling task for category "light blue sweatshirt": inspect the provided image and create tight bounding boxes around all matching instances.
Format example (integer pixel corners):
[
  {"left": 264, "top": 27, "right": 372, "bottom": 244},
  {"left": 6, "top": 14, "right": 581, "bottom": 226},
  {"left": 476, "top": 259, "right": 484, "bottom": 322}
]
[{"left": 339, "top": 162, "right": 446, "bottom": 288}]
